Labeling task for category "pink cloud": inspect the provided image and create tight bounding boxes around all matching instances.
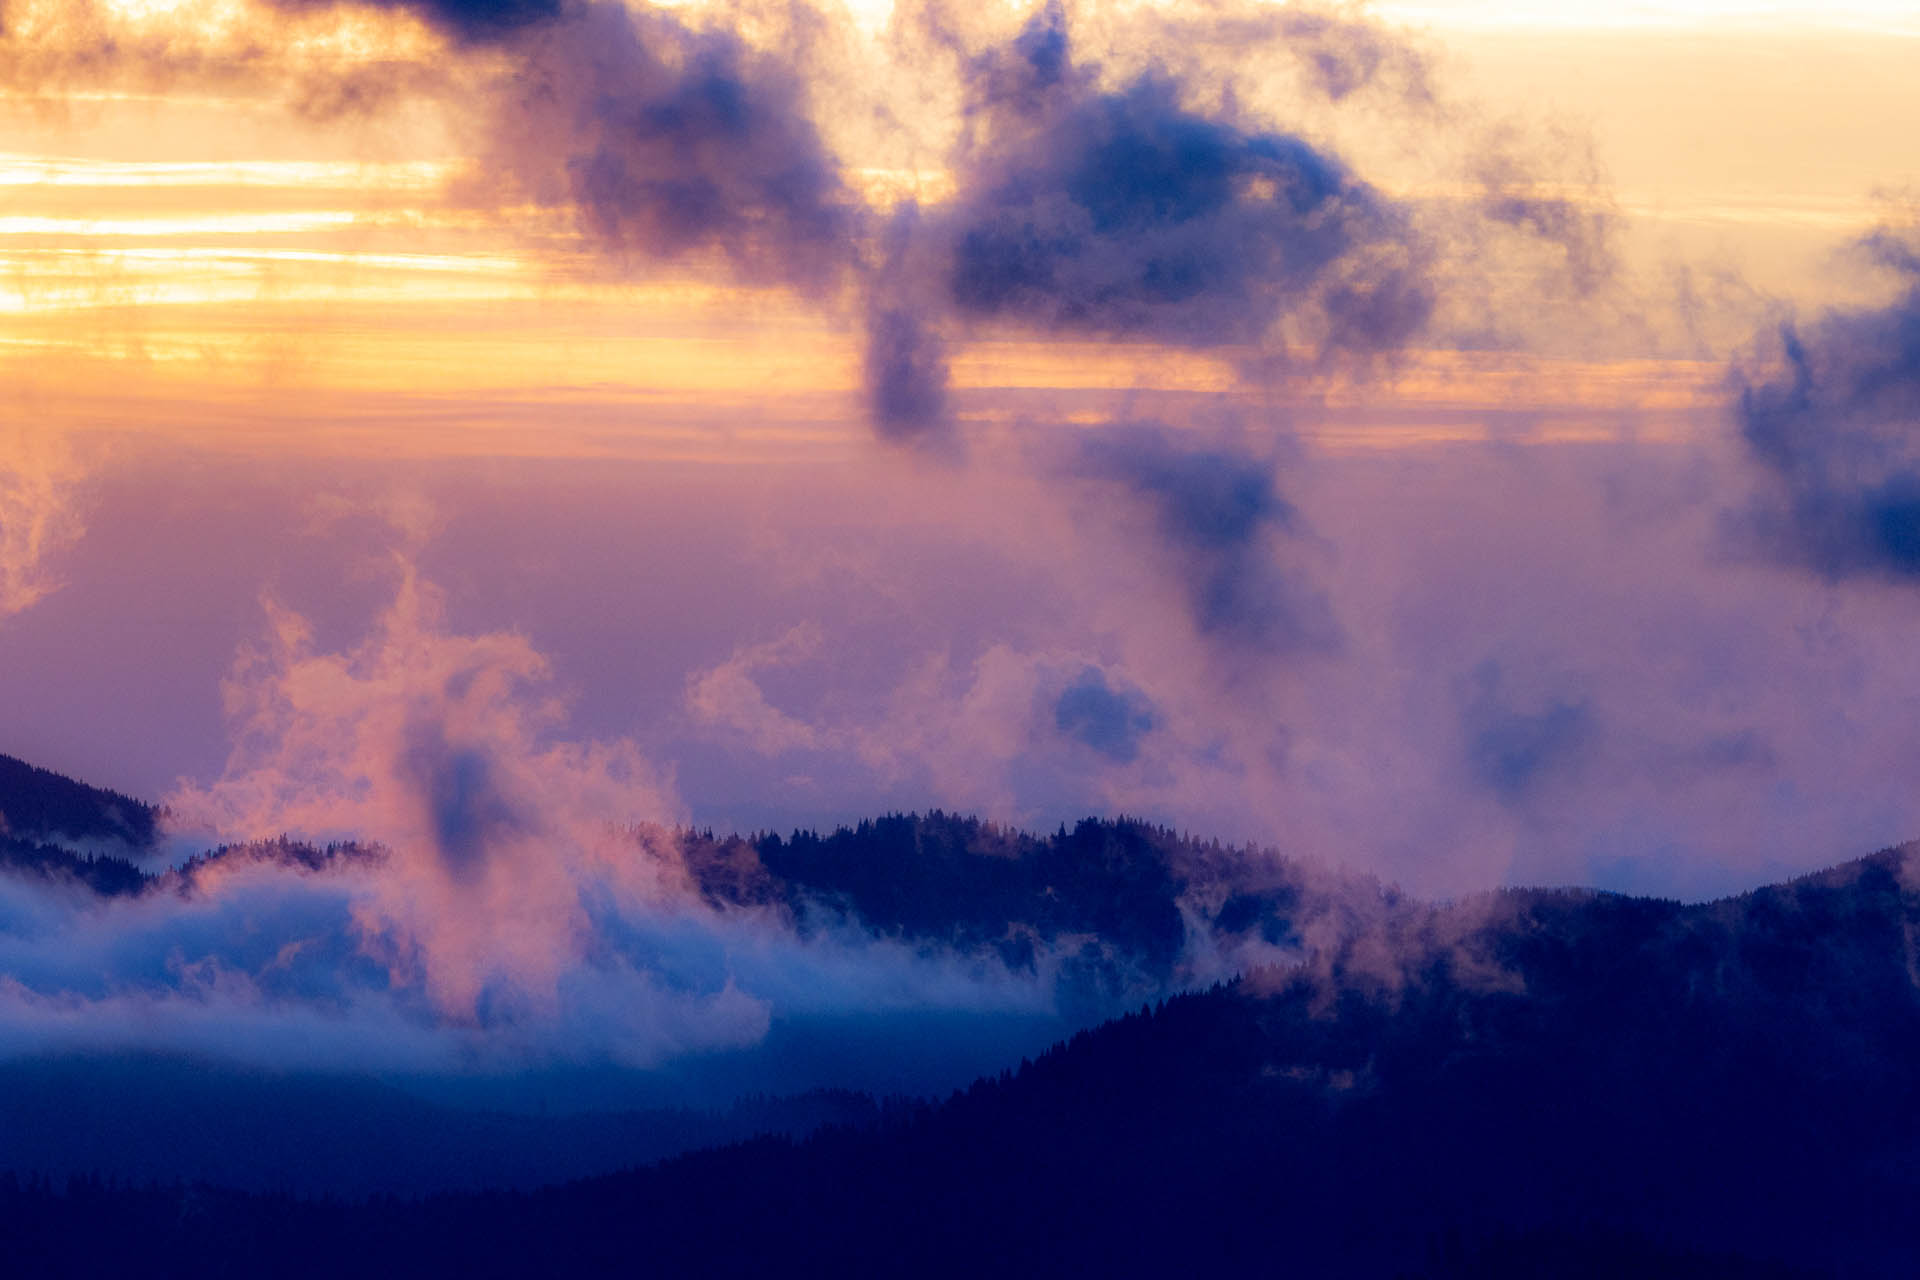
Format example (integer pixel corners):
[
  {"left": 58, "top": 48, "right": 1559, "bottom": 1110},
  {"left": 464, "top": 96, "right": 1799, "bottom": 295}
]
[{"left": 168, "top": 553, "right": 684, "bottom": 1019}]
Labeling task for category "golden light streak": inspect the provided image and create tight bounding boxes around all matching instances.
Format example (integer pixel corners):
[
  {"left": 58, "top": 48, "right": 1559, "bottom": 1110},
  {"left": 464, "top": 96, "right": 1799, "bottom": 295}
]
[
  {"left": 9, "top": 0, "right": 249, "bottom": 38},
  {"left": 848, "top": 167, "right": 957, "bottom": 209},
  {"left": 0, "top": 212, "right": 364, "bottom": 236},
  {"left": 1373, "top": 0, "right": 1920, "bottom": 36},
  {"left": 1387, "top": 177, "right": 1887, "bottom": 236},
  {"left": 0, "top": 0, "right": 1887, "bottom": 474},
  {"left": 0, "top": 265, "right": 528, "bottom": 314},
  {"left": 0, "top": 156, "right": 455, "bottom": 189},
  {"left": 18, "top": 246, "right": 520, "bottom": 271},
  {"left": 1614, "top": 194, "right": 1891, "bottom": 232}
]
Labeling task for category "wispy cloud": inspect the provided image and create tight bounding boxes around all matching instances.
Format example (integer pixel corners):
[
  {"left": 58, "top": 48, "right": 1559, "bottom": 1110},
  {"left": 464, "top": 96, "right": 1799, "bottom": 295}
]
[
  {"left": 167, "top": 550, "right": 684, "bottom": 1018},
  {"left": 0, "top": 424, "right": 85, "bottom": 622}
]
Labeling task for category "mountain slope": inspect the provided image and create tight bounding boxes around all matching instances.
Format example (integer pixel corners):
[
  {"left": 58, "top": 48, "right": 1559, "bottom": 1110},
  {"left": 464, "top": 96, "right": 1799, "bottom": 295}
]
[
  {"left": 0, "top": 1055, "right": 880, "bottom": 1197},
  {"left": 0, "top": 752, "right": 157, "bottom": 849},
  {"left": 2, "top": 848, "right": 1914, "bottom": 1277},
  {"left": 0, "top": 752, "right": 157, "bottom": 894}
]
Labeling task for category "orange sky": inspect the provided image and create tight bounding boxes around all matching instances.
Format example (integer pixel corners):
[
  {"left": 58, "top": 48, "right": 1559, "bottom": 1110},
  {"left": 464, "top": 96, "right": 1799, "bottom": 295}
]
[{"left": 0, "top": 0, "right": 1909, "bottom": 464}]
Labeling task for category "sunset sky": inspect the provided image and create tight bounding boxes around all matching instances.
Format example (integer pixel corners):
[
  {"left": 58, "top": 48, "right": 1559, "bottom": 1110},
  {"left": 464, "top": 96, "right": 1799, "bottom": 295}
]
[{"left": 2, "top": 0, "right": 1918, "bottom": 914}]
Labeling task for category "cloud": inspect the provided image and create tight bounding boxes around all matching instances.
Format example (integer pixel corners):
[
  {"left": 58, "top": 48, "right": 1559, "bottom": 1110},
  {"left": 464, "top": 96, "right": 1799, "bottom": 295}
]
[
  {"left": 684, "top": 629, "right": 1172, "bottom": 826},
  {"left": 1471, "top": 124, "right": 1617, "bottom": 301},
  {"left": 0, "top": 0, "right": 860, "bottom": 292},
  {"left": 0, "top": 818, "right": 1071, "bottom": 1077},
  {"left": 855, "top": 0, "right": 1638, "bottom": 453},
  {"left": 279, "top": 0, "right": 564, "bottom": 45},
  {"left": 944, "top": 39, "right": 1430, "bottom": 353},
  {"left": 0, "top": 426, "right": 85, "bottom": 624},
  {"left": 859, "top": 2, "right": 1439, "bottom": 445},
  {"left": 0, "top": 0, "right": 445, "bottom": 108},
  {"left": 0, "top": 0, "right": 1614, "bottom": 448},
  {"left": 864, "top": 301, "right": 952, "bottom": 444},
  {"left": 1733, "top": 222, "right": 1920, "bottom": 578},
  {"left": 686, "top": 623, "right": 826, "bottom": 756},
  {"left": 167, "top": 553, "right": 685, "bottom": 1019},
  {"left": 0, "top": 855, "right": 778, "bottom": 1072},
  {"left": 1054, "top": 665, "right": 1156, "bottom": 763},
  {"left": 478, "top": 0, "right": 861, "bottom": 294},
  {"left": 1069, "top": 423, "right": 1339, "bottom": 655},
  {"left": 0, "top": 527, "right": 1097, "bottom": 1077},
  {"left": 8, "top": 0, "right": 1873, "bottom": 920},
  {"left": 1076, "top": 0, "right": 1436, "bottom": 109},
  {"left": 1460, "top": 661, "right": 1597, "bottom": 803}
]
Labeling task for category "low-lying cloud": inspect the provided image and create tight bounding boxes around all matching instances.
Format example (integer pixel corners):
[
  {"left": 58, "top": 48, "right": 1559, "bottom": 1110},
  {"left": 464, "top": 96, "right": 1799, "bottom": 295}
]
[
  {"left": 0, "top": 544, "right": 1121, "bottom": 1078},
  {"left": 168, "top": 555, "right": 682, "bottom": 1019}
]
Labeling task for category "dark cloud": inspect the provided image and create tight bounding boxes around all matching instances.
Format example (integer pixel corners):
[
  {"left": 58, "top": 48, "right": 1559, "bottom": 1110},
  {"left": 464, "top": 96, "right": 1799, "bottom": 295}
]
[
  {"left": 1734, "top": 226, "right": 1920, "bottom": 579},
  {"left": 401, "top": 732, "right": 528, "bottom": 881},
  {"left": 1073, "top": 424, "right": 1338, "bottom": 654},
  {"left": 856, "top": 209, "right": 955, "bottom": 446},
  {"left": 271, "top": 0, "right": 565, "bottom": 44},
  {"left": 959, "top": 0, "right": 1075, "bottom": 116},
  {"left": 865, "top": 307, "right": 951, "bottom": 443},
  {"left": 863, "top": 207, "right": 953, "bottom": 442},
  {"left": 492, "top": 2, "right": 859, "bottom": 294},
  {"left": 945, "top": 9, "right": 1431, "bottom": 352},
  {"left": 1053, "top": 667, "right": 1156, "bottom": 763},
  {"left": 950, "top": 0, "right": 1433, "bottom": 121},
  {"left": 248, "top": 1, "right": 861, "bottom": 290},
  {"left": 1656, "top": 730, "right": 1777, "bottom": 785},
  {"left": 862, "top": 2, "right": 1434, "bottom": 448},
  {"left": 393, "top": 0, "right": 562, "bottom": 41},
  {"left": 1462, "top": 663, "right": 1596, "bottom": 802}
]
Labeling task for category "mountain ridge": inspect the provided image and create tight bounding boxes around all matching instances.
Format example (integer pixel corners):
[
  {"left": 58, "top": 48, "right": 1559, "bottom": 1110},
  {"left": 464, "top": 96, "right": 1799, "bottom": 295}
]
[{"left": 0, "top": 753, "right": 1916, "bottom": 1274}]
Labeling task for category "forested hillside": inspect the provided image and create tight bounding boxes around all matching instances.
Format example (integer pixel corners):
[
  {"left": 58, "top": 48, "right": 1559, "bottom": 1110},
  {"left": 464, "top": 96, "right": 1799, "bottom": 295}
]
[
  {"left": 0, "top": 753, "right": 157, "bottom": 848},
  {"left": 3, "top": 847, "right": 1913, "bottom": 1277}
]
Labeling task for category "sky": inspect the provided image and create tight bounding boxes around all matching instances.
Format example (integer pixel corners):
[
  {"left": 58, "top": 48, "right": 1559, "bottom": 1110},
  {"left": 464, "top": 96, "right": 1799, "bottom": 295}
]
[{"left": 0, "top": 0, "right": 1918, "bottom": 1083}]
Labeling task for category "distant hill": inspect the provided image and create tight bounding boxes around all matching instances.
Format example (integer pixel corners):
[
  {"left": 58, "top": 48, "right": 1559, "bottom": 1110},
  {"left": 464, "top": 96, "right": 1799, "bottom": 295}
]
[
  {"left": 0, "top": 825, "right": 373, "bottom": 901},
  {"left": 0, "top": 748, "right": 402, "bottom": 896},
  {"left": 682, "top": 812, "right": 1381, "bottom": 1004},
  {"left": 0, "top": 753, "right": 160, "bottom": 894},
  {"left": 2, "top": 846, "right": 1914, "bottom": 1276},
  {"left": 0, "top": 833, "right": 146, "bottom": 896},
  {"left": 0, "top": 752, "right": 158, "bottom": 848},
  {"left": 2, "top": 752, "right": 1917, "bottom": 1273},
  {"left": 689, "top": 814, "right": 1194, "bottom": 960},
  {"left": 4, "top": 786, "right": 1381, "bottom": 1009}
]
